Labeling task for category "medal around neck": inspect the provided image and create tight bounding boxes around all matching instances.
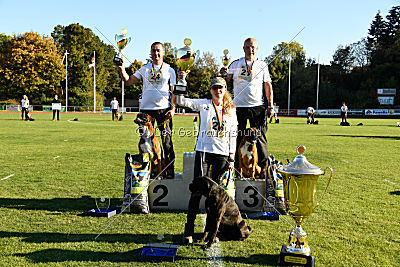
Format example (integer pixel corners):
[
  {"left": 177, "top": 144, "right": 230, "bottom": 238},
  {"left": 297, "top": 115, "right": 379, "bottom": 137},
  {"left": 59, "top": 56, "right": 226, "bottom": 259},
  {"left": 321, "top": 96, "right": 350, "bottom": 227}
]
[
  {"left": 113, "top": 29, "right": 131, "bottom": 66},
  {"left": 276, "top": 145, "right": 333, "bottom": 267},
  {"left": 174, "top": 38, "right": 199, "bottom": 105}
]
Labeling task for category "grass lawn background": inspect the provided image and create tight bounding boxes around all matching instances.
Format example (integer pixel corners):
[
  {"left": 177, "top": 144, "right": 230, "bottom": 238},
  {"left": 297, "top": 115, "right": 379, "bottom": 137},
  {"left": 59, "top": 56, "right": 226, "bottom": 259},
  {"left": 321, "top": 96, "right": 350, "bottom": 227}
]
[{"left": 0, "top": 111, "right": 399, "bottom": 266}]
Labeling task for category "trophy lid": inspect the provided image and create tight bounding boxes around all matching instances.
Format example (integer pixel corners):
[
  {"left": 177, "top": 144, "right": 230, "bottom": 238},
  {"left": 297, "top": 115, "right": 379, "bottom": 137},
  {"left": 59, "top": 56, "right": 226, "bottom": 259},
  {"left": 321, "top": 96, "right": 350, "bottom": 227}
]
[{"left": 279, "top": 145, "right": 323, "bottom": 175}]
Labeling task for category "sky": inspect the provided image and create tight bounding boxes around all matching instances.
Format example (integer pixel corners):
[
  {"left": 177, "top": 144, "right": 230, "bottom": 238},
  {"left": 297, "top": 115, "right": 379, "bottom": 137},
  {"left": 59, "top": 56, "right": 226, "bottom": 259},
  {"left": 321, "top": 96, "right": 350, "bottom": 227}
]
[{"left": 0, "top": 0, "right": 398, "bottom": 65}]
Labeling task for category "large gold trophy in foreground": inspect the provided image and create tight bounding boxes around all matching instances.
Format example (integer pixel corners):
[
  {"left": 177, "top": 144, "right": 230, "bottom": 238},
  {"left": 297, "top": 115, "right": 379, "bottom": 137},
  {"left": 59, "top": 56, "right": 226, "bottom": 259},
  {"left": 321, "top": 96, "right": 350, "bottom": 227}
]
[{"left": 277, "top": 146, "right": 333, "bottom": 267}]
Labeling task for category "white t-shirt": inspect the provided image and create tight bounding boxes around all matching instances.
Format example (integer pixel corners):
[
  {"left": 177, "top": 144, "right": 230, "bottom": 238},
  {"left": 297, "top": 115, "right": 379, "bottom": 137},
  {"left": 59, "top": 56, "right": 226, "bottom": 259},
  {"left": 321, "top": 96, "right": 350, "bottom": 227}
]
[
  {"left": 21, "top": 99, "right": 26, "bottom": 108},
  {"left": 181, "top": 98, "right": 237, "bottom": 157},
  {"left": 341, "top": 105, "right": 348, "bottom": 112},
  {"left": 228, "top": 57, "right": 272, "bottom": 107},
  {"left": 307, "top": 107, "right": 315, "bottom": 113},
  {"left": 110, "top": 100, "right": 119, "bottom": 110},
  {"left": 133, "top": 62, "right": 176, "bottom": 110}
]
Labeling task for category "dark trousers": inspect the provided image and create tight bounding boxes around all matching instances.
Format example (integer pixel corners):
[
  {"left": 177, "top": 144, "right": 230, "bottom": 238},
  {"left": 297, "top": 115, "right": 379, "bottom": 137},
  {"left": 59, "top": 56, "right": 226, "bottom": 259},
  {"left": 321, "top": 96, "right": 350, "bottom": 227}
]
[
  {"left": 236, "top": 105, "right": 269, "bottom": 169},
  {"left": 53, "top": 110, "right": 59, "bottom": 120},
  {"left": 112, "top": 109, "right": 117, "bottom": 120},
  {"left": 341, "top": 112, "right": 347, "bottom": 122},
  {"left": 21, "top": 107, "right": 27, "bottom": 120},
  {"left": 185, "top": 151, "right": 229, "bottom": 234},
  {"left": 141, "top": 108, "right": 175, "bottom": 176}
]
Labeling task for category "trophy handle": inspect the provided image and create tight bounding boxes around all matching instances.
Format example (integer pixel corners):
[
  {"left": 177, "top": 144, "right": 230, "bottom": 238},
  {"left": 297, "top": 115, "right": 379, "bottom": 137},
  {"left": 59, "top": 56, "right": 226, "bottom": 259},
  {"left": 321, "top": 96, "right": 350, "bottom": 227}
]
[{"left": 313, "top": 167, "right": 333, "bottom": 212}]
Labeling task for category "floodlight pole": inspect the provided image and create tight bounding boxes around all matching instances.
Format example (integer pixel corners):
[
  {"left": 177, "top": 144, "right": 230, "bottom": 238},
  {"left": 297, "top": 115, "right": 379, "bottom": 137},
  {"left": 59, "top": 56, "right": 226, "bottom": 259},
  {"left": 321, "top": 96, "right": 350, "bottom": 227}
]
[
  {"left": 316, "top": 55, "right": 320, "bottom": 113},
  {"left": 65, "top": 50, "right": 69, "bottom": 112},
  {"left": 122, "top": 79, "right": 125, "bottom": 112},
  {"left": 93, "top": 51, "right": 96, "bottom": 113},
  {"left": 287, "top": 56, "right": 291, "bottom": 116}
]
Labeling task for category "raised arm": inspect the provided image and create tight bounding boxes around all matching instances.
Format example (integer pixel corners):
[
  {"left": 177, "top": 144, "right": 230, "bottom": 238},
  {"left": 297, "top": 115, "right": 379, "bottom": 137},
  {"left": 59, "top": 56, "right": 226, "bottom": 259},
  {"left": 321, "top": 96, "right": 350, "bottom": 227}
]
[{"left": 116, "top": 59, "right": 141, "bottom": 86}]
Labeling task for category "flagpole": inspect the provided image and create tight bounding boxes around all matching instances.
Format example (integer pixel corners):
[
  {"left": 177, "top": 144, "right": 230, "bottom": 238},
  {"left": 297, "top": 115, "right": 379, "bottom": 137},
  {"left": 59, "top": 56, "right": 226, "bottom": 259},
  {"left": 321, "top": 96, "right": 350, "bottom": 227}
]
[
  {"left": 287, "top": 56, "right": 291, "bottom": 116},
  {"left": 93, "top": 51, "right": 96, "bottom": 113},
  {"left": 316, "top": 55, "right": 320, "bottom": 113},
  {"left": 65, "top": 50, "right": 68, "bottom": 112},
  {"left": 122, "top": 79, "right": 124, "bottom": 112}
]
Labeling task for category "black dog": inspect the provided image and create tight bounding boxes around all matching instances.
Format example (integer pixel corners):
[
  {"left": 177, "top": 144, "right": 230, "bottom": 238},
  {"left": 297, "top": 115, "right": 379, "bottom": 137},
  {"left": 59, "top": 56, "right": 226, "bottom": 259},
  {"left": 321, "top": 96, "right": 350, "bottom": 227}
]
[{"left": 189, "top": 176, "right": 252, "bottom": 249}]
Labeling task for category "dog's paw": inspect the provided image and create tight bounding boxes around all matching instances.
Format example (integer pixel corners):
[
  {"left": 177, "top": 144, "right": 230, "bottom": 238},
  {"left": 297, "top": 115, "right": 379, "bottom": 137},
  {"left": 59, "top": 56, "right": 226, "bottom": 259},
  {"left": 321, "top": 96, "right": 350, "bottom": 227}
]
[
  {"left": 182, "top": 236, "right": 193, "bottom": 245},
  {"left": 202, "top": 243, "right": 212, "bottom": 250}
]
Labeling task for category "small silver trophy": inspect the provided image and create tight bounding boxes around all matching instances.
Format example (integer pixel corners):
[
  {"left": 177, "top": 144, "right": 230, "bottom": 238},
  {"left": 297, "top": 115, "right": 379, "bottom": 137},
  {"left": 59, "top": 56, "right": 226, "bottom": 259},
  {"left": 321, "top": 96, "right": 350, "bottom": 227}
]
[
  {"left": 95, "top": 196, "right": 110, "bottom": 211},
  {"left": 113, "top": 29, "right": 131, "bottom": 66}
]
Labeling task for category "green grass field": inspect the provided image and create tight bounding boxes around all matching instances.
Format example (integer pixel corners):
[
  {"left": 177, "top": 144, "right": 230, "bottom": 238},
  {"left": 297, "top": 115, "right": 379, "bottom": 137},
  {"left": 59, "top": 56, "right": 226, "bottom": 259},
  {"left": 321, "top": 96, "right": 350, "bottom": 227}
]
[{"left": 0, "top": 111, "right": 399, "bottom": 266}]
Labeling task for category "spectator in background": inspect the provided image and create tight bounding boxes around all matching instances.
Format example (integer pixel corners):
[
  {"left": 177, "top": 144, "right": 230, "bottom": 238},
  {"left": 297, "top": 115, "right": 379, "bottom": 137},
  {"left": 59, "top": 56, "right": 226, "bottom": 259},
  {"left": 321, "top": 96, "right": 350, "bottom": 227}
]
[
  {"left": 52, "top": 95, "right": 61, "bottom": 121},
  {"left": 110, "top": 97, "right": 119, "bottom": 121},
  {"left": 21, "top": 95, "right": 28, "bottom": 120},
  {"left": 269, "top": 102, "right": 279, "bottom": 123},
  {"left": 307, "top": 106, "right": 315, "bottom": 124},
  {"left": 341, "top": 102, "right": 348, "bottom": 123}
]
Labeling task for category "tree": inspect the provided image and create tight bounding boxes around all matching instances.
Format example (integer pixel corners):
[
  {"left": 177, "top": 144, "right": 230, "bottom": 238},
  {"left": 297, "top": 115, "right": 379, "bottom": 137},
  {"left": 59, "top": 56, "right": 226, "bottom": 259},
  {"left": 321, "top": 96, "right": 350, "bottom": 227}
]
[
  {"left": 350, "top": 38, "right": 369, "bottom": 68},
  {"left": 51, "top": 23, "right": 118, "bottom": 107},
  {"left": 266, "top": 41, "right": 307, "bottom": 108},
  {"left": 0, "top": 33, "right": 13, "bottom": 100},
  {"left": 0, "top": 32, "right": 64, "bottom": 102},
  {"left": 331, "top": 45, "right": 355, "bottom": 73}
]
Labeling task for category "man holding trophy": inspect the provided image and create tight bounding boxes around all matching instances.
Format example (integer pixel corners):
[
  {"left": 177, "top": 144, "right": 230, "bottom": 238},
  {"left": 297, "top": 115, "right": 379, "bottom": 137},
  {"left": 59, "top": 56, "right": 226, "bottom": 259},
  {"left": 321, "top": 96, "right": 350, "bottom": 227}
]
[
  {"left": 221, "top": 38, "right": 274, "bottom": 175},
  {"left": 115, "top": 40, "right": 177, "bottom": 179}
]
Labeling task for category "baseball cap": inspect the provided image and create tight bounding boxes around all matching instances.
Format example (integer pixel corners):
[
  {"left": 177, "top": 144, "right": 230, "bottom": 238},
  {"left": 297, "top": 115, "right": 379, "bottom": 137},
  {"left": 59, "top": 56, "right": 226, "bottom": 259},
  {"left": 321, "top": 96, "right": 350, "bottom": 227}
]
[{"left": 209, "top": 77, "right": 226, "bottom": 88}]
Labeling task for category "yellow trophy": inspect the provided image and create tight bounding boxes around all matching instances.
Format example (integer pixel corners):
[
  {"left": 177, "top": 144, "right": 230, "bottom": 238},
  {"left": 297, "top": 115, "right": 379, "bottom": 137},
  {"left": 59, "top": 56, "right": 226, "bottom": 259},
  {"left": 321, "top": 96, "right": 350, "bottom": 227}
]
[
  {"left": 174, "top": 38, "right": 198, "bottom": 105},
  {"left": 113, "top": 29, "right": 131, "bottom": 66},
  {"left": 221, "top": 49, "right": 230, "bottom": 77},
  {"left": 277, "top": 145, "right": 333, "bottom": 267}
]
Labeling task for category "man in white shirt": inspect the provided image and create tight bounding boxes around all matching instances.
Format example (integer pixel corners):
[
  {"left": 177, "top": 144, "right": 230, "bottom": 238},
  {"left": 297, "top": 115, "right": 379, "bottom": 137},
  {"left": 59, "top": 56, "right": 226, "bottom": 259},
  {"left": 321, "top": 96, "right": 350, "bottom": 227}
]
[
  {"left": 110, "top": 97, "right": 119, "bottom": 121},
  {"left": 222, "top": 38, "right": 274, "bottom": 173},
  {"left": 341, "top": 102, "right": 348, "bottom": 123},
  {"left": 21, "top": 95, "right": 29, "bottom": 120},
  {"left": 116, "top": 42, "right": 177, "bottom": 178}
]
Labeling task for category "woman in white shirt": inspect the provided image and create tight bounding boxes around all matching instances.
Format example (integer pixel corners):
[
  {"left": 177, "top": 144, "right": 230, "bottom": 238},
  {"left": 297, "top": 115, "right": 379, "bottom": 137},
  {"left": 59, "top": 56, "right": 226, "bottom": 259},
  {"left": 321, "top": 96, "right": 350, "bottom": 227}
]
[{"left": 181, "top": 77, "right": 237, "bottom": 245}]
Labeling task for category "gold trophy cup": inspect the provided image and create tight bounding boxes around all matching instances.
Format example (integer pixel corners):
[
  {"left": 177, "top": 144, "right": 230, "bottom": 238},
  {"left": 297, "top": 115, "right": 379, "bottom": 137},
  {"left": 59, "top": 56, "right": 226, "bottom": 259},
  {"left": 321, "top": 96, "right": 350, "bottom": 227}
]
[
  {"left": 277, "top": 145, "right": 333, "bottom": 267},
  {"left": 174, "top": 38, "right": 198, "bottom": 105},
  {"left": 113, "top": 29, "right": 131, "bottom": 66},
  {"left": 220, "top": 49, "right": 231, "bottom": 77}
]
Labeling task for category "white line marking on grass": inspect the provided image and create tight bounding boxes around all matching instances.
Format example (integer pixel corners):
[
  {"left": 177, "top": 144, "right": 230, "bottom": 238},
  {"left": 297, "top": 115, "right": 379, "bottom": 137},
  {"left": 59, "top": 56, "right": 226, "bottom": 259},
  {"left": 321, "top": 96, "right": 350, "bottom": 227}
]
[
  {"left": 67, "top": 119, "right": 125, "bottom": 127},
  {"left": 54, "top": 156, "right": 61, "bottom": 159},
  {"left": 342, "top": 159, "right": 349, "bottom": 163},
  {"left": 384, "top": 179, "right": 396, "bottom": 185},
  {"left": 201, "top": 214, "right": 224, "bottom": 267},
  {"left": 64, "top": 140, "right": 68, "bottom": 142},
  {"left": 1, "top": 174, "right": 14, "bottom": 181}
]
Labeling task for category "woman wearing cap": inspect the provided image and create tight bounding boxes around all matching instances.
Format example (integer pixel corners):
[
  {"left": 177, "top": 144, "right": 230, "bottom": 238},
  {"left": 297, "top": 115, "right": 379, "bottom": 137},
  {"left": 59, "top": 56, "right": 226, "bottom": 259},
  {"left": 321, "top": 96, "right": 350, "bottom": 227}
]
[{"left": 180, "top": 75, "right": 237, "bottom": 245}]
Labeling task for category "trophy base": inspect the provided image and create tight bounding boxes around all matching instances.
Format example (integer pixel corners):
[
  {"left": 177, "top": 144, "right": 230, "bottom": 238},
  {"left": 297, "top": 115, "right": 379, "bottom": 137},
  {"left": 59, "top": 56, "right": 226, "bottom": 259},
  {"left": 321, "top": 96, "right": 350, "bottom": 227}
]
[
  {"left": 278, "top": 245, "right": 315, "bottom": 266},
  {"left": 173, "top": 84, "right": 188, "bottom": 95},
  {"left": 113, "top": 55, "right": 123, "bottom": 66}
]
